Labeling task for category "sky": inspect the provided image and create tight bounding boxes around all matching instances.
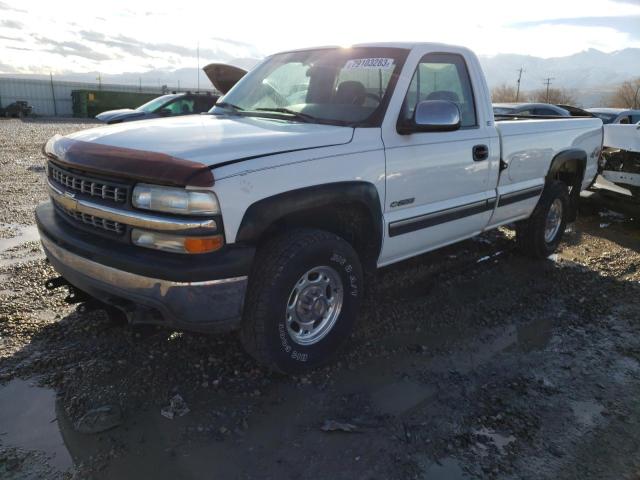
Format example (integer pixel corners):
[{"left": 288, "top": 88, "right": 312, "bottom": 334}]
[{"left": 1, "top": 0, "right": 639, "bottom": 74}]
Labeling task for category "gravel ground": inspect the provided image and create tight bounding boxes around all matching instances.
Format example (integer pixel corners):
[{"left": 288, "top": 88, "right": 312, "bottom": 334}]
[{"left": 1, "top": 118, "right": 640, "bottom": 479}]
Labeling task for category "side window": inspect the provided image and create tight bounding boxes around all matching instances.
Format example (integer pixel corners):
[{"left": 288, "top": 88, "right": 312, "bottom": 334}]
[
  {"left": 401, "top": 53, "right": 477, "bottom": 128},
  {"left": 533, "top": 108, "right": 558, "bottom": 116},
  {"left": 165, "top": 98, "right": 195, "bottom": 115},
  {"left": 631, "top": 114, "right": 640, "bottom": 124}
]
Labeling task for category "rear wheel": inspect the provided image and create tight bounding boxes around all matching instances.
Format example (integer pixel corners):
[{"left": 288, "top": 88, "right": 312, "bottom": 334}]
[
  {"left": 516, "top": 180, "right": 569, "bottom": 258},
  {"left": 240, "top": 229, "right": 363, "bottom": 373}
]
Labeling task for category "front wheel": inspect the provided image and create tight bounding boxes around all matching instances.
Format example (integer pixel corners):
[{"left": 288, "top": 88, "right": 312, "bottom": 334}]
[
  {"left": 240, "top": 229, "right": 363, "bottom": 373},
  {"left": 516, "top": 180, "right": 569, "bottom": 258}
]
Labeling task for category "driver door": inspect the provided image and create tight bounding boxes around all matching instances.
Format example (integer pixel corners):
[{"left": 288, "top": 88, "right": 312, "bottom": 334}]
[{"left": 379, "top": 49, "right": 500, "bottom": 265}]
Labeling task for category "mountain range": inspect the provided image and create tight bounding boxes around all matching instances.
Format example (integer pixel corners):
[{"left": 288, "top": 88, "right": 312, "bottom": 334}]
[
  {"left": 2, "top": 49, "right": 639, "bottom": 107},
  {"left": 478, "top": 48, "right": 640, "bottom": 106}
]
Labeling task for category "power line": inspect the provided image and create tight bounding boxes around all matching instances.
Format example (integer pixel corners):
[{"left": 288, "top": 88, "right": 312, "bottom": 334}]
[{"left": 543, "top": 77, "right": 555, "bottom": 102}]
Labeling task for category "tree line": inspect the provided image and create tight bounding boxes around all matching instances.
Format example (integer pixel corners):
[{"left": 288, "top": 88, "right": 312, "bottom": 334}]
[{"left": 491, "top": 77, "right": 640, "bottom": 108}]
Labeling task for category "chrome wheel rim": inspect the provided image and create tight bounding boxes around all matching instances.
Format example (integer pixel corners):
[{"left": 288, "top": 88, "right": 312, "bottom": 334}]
[
  {"left": 544, "top": 198, "right": 563, "bottom": 243},
  {"left": 285, "top": 266, "right": 344, "bottom": 346}
]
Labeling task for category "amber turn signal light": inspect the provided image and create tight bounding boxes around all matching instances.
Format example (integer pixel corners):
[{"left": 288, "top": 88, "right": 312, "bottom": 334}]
[{"left": 184, "top": 235, "right": 224, "bottom": 254}]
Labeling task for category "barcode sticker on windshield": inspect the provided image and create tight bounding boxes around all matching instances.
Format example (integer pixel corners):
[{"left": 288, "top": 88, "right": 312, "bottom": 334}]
[{"left": 344, "top": 58, "right": 394, "bottom": 70}]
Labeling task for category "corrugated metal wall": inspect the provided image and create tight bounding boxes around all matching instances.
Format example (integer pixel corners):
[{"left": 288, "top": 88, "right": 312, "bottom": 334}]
[{"left": 0, "top": 78, "right": 174, "bottom": 116}]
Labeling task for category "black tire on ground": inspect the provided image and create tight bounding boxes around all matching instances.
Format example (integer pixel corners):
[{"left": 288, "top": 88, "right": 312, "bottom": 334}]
[
  {"left": 516, "top": 180, "right": 570, "bottom": 259},
  {"left": 240, "top": 228, "right": 363, "bottom": 374}
]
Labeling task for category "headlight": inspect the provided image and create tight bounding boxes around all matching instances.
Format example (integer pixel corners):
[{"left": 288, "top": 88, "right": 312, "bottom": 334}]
[
  {"left": 132, "top": 184, "right": 220, "bottom": 216},
  {"left": 131, "top": 229, "right": 224, "bottom": 254}
]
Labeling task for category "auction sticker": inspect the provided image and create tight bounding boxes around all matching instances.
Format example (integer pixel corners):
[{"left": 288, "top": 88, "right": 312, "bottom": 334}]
[{"left": 344, "top": 58, "right": 394, "bottom": 69}]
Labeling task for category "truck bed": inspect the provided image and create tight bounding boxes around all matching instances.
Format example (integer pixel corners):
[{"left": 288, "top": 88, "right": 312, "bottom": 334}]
[{"left": 496, "top": 117, "right": 603, "bottom": 191}]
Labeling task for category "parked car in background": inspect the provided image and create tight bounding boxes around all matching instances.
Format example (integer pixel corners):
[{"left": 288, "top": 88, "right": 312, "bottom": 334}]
[
  {"left": 556, "top": 104, "right": 595, "bottom": 117},
  {"left": 493, "top": 103, "right": 571, "bottom": 117},
  {"left": 95, "top": 92, "right": 219, "bottom": 124},
  {"left": 587, "top": 108, "right": 640, "bottom": 125},
  {"left": 1, "top": 100, "right": 33, "bottom": 118}
]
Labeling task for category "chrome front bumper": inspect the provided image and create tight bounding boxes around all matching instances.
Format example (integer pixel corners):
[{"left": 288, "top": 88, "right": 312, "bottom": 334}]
[{"left": 40, "top": 232, "right": 248, "bottom": 332}]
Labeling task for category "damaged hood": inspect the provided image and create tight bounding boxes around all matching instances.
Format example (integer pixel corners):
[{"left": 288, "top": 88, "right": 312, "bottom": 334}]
[{"left": 65, "top": 114, "right": 354, "bottom": 168}]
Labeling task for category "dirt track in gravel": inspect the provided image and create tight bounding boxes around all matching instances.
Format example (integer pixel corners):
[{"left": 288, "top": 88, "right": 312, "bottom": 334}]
[{"left": 1, "top": 118, "right": 640, "bottom": 479}]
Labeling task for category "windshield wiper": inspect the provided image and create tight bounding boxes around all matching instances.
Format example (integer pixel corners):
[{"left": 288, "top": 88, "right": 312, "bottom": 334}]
[
  {"left": 215, "top": 102, "right": 244, "bottom": 112},
  {"left": 254, "top": 107, "right": 318, "bottom": 123}
]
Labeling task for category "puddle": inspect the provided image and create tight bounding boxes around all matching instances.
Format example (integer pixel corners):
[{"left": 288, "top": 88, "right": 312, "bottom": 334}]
[
  {"left": 473, "top": 427, "right": 516, "bottom": 454},
  {"left": 571, "top": 400, "right": 604, "bottom": 427},
  {"left": 0, "top": 224, "right": 40, "bottom": 252},
  {"left": 370, "top": 381, "right": 434, "bottom": 416},
  {"left": 414, "top": 454, "right": 469, "bottom": 479},
  {"left": 0, "top": 379, "right": 73, "bottom": 471}
]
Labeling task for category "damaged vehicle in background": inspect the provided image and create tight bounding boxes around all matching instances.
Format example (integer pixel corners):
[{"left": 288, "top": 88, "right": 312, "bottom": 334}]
[{"left": 593, "top": 123, "right": 640, "bottom": 204}]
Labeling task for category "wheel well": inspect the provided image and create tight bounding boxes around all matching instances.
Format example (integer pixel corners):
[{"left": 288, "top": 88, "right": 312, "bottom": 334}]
[
  {"left": 547, "top": 149, "right": 587, "bottom": 222},
  {"left": 255, "top": 202, "right": 379, "bottom": 270},
  {"left": 235, "top": 182, "right": 383, "bottom": 271},
  {"left": 550, "top": 158, "right": 584, "bottom": 187}
]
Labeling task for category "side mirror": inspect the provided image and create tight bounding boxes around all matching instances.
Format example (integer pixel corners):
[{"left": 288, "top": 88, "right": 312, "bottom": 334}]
[
  {"left": 399, "top": 100, "right": 461, "bottom": 134},
  {"left": 158, "top": 108, "right": 172, "bottom": 116}
]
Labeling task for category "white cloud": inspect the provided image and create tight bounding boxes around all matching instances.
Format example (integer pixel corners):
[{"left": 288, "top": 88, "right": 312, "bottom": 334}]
[{"left": 0, "top": 0, "right": 639, "bottom": 73}]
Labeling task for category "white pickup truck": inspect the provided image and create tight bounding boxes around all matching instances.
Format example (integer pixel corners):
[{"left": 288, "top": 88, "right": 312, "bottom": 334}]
[{"left": 37, "top": 42, "right": 603, "bottom": 372}]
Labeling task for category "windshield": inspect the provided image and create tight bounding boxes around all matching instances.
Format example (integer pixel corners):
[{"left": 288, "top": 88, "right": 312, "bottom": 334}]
[
  {"left": 212, "top": 47, "right": 408, "bottom": 126},
  {"left": 136, "top": 94, "right": 181, "bottom": 113},
  {"left": 590, "top": 112, "right": 618, "bottom": 124}
]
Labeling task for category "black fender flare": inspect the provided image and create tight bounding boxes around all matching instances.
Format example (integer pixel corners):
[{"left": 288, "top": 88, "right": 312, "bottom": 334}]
[{"left": 236, "top": 181, "right": 383, "bottom": 256}]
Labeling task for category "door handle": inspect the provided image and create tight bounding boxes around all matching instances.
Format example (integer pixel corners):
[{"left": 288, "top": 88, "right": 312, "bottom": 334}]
[{"left": 473, "top": 144, "right": 489, "bottom": 161}]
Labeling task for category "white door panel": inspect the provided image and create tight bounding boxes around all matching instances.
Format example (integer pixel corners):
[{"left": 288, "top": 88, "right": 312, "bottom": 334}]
[
  {"left": 378, "top": 47, "right": 500, "bottom": 265},
  {"left": 487, "top": 179, "right": 545, "bottom": 228},
  {"left": 381, "top": 189, "right": 496, "bottom": 265}
]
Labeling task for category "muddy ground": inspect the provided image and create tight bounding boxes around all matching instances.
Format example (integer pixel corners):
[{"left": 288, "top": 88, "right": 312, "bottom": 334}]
[{"left": 1, "top": 118, "right": 640, "bottom": 479}]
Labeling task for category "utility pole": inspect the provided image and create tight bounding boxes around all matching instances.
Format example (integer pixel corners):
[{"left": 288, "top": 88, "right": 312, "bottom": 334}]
[
  {"left": 50, "top": 72, "right": 57, "bottom": 116},
  {"left": 197, "top": 41, "right": 200, "bottom": 93},
  {"left": 543, "top": 77, "right": 554, "bottom": 103},
  {"left": 515, "top": 67, "right": 524, "bottom": 102},
  {"left": 97, "top": 73, "right": 102, "bottom": 90},
  {"left": 139, "top": 77, "right": 142, "bottom": 92}
]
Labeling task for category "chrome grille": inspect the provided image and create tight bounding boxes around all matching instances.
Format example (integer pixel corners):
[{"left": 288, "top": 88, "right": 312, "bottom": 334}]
[
  {"left": 49, "top": 163, "right": 127, "bottom": 203},
  {"left": 57, "top": 204, "right": 125, "bottom": 235}
]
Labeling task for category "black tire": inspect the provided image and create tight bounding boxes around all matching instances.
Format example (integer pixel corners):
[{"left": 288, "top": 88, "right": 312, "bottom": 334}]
[
  {"left": 516, "top": 180, "right": 569, "bottom": 258},
  {"left": 240, "top": 229, "right": 363, "bottom": 373}
]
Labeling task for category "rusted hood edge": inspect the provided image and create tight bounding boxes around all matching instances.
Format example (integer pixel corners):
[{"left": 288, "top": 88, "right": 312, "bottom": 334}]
[{"left": 43, "top": 135, "right": 214, "bottom": 188}]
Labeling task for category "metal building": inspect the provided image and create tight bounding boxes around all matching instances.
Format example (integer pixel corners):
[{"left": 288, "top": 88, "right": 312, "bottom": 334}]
[{"left": 0, "top": 77, "right": 169, "bottom": 117}]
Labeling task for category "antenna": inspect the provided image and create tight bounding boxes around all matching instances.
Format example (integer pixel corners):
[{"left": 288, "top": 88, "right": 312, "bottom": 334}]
[
  {"left": 515, "top": 67, "right": 524, "bottom": 102},
  {"left": 543, "top": 77, "right": 555, "bottom": 103}
]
